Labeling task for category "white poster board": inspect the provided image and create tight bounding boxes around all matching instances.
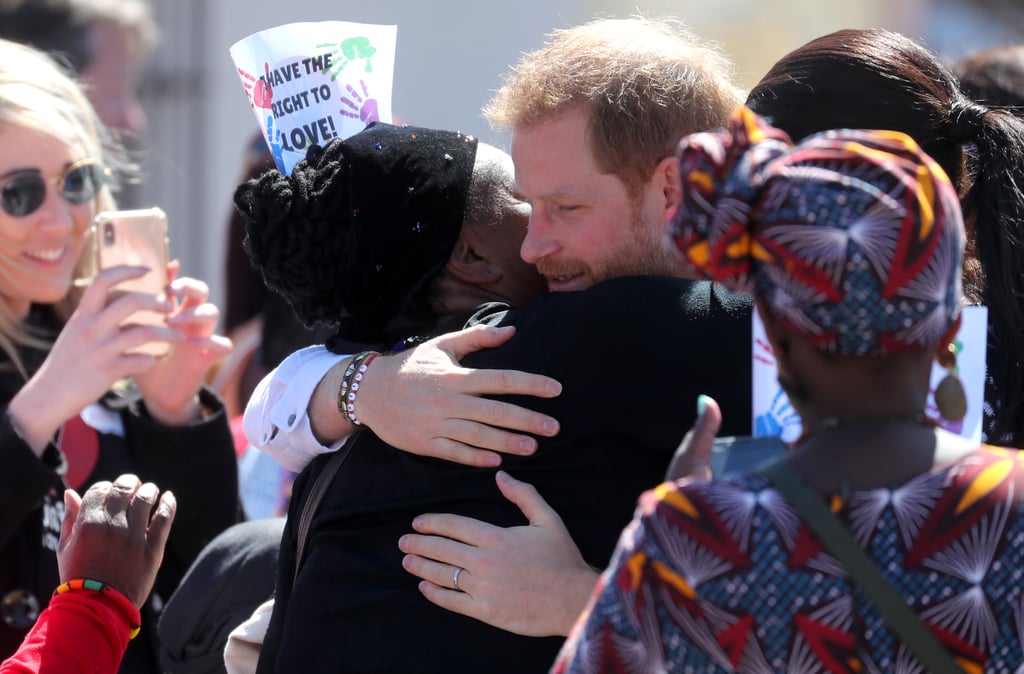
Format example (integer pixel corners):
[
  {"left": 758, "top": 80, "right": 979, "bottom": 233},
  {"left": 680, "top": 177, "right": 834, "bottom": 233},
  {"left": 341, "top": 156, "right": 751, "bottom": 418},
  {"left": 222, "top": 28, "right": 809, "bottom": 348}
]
[
  {"left": 230, "top": 21, "right": 397, "bottom": 174},
  {"left": 752, "top": 306, "right": 989, "bottom": 443}
]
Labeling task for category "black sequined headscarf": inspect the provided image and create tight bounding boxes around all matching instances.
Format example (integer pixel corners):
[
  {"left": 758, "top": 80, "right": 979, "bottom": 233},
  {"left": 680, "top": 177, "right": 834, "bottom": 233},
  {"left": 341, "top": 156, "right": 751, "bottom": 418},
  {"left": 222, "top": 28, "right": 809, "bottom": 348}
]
[{"left": 234, "top": 122, "right": 478, "bottom": 344}]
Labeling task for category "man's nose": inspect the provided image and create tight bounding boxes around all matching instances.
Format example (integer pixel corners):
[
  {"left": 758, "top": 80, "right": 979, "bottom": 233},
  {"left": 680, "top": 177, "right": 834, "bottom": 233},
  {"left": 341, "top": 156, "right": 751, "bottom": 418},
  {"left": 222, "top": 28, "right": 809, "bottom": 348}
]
[{"left": 519, "top": 213, "right": 558, "bottom": 265}]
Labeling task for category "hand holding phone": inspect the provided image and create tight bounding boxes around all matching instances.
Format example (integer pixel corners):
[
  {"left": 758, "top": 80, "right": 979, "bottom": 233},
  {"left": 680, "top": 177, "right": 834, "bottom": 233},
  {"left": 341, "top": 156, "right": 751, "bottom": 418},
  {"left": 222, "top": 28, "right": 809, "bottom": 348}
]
[{"left": 93, "top": 207, "right": 171, "bottom": 357}]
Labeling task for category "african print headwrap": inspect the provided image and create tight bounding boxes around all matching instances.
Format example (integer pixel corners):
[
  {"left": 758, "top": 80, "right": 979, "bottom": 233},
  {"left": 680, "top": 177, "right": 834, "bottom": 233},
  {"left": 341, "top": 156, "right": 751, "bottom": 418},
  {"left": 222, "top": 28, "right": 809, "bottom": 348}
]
[{"left": 670, "top": 106, "right": 964, "bottom": 356}]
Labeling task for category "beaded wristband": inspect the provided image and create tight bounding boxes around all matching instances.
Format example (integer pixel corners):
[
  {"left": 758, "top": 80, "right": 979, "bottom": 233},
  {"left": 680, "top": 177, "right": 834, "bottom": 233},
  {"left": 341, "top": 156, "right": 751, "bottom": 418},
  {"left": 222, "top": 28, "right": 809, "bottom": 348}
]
[
  {"left": 55, "top": 578, "right": 141, "bottom": 639},
  {"left": 337, "top": 351, "right": 380, "bottom": 426},
  {"left": 336, "top": 351, "right": 380, "bottom": 426},
  {"left": 336, "top": 352, "right": 372, "bottom": 420}
]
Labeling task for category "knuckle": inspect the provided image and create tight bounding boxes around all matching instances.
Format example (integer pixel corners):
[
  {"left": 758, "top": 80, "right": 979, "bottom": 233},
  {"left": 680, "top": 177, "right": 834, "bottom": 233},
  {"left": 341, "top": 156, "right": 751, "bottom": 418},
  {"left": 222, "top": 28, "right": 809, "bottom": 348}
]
[
  {"left": 479, "top": 401, "right": 505, "bottom": 426},
  {"left": 496, "top": 370, "right": 514, "bottom": 389}
]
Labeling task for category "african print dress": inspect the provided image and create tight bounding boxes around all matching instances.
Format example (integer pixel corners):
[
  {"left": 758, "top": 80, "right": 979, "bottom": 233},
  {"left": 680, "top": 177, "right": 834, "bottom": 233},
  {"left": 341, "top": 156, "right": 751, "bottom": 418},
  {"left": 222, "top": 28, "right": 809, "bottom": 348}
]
[{"left": 553, "top": 446, "right": 1024, "bottom": 673}]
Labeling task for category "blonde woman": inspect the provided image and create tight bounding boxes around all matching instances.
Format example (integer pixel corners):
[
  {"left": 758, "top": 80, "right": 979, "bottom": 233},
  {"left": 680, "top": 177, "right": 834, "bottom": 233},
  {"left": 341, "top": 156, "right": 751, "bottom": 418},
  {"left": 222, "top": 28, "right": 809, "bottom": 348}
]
[{"left": 0, "top": 39, "right": 236, "bottom": 672}]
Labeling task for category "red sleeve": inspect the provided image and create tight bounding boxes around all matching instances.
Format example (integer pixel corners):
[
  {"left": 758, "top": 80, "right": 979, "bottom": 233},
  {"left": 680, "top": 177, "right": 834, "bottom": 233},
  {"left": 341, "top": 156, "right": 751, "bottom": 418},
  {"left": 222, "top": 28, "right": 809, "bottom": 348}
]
[{"left": 0, "top": 590, "right": 140, "bottom": 674}]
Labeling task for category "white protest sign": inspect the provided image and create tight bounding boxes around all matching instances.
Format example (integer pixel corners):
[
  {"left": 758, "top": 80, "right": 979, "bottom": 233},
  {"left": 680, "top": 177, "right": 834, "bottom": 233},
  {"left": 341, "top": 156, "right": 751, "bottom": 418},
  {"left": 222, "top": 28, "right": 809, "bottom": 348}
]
[
  {"left": 751, "top": 305, "right": 989, "bottom": 443},
  {"left": 230, "top": 21, "right": 397, "bottom": 174}
]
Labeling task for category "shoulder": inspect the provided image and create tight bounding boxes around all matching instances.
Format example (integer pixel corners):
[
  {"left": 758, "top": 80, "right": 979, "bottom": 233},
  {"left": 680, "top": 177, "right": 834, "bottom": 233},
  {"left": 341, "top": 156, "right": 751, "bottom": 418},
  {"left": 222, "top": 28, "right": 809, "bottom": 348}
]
[
  {"left": 943, "top": 445, "right": 1024, "bottom": 506},
  {"left": 636, "top": 474, "right": 767, "bottom": 530},
  {"left": 506, "top": 276, "right": 752, "bottom": 324}
]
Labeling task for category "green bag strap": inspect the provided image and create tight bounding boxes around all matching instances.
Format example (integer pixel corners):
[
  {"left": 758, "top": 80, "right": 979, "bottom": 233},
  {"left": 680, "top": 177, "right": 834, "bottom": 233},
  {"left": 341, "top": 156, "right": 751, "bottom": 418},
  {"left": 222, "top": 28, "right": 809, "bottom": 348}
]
[{"left": 757, "top": 459, "right": 963, "bottom": 674}]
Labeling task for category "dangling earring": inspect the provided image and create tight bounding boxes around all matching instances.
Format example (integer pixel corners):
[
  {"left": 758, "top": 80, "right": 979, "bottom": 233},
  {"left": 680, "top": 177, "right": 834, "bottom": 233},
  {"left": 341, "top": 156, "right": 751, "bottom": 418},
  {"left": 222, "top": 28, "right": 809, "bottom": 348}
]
[{"left": 935, "top": 340, "right": 967, "bottom": 422}]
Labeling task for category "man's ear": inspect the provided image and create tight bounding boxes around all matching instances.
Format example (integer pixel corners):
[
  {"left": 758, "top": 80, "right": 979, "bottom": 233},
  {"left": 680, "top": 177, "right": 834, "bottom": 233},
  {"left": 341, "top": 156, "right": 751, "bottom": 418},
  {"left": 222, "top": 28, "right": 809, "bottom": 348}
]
[
  {"left": 447, "top": 233, "right": 500, "bottom": 284},
  {"left": 656, "top": 155, "right": 682, "bottom": 215}
]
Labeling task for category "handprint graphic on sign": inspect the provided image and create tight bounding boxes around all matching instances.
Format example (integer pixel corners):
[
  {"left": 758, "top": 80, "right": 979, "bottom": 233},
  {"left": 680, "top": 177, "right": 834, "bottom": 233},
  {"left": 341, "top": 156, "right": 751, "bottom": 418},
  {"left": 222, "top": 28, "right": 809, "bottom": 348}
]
[
  {"left": 264, "top": 115, "right": 286, "bottom": 172},
  {"left": 237, "top": 63, "right": 274, "bottom": 109},
  {"left": 317, "top": 36, "right": 377, "bottom": 81},
  {"left": 338, "top": 80, "right": 379, "bottom": 124}
]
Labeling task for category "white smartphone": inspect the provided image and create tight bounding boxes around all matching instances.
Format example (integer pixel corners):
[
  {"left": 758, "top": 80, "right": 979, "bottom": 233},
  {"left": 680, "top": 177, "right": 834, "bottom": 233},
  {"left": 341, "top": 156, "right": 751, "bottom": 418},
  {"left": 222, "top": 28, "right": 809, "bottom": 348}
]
[{"left": 93, "top": 207, "right": 171, "bottom": 357}]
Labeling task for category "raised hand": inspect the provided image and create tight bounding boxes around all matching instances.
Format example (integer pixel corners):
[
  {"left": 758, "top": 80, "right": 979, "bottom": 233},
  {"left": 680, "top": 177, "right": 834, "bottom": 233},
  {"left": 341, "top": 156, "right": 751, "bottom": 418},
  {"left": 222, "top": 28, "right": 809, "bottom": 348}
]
[
  {"left": 8, "top": 266, "right": 184, "bottom": 452},
  {"left": 58, "top": 474, "right": 176, "bottom": 608},
  {"left": 665, "top": 395, "right": 722, "bottom": 482},
  {"left": 398, "top": 471, "right": 597, "bottom": 637},
  {"left": 350, "top": 325, "right": 563, "bottom": 467},
  {"left": 133, "top": 261, "right": 232, "bottom": 425}
]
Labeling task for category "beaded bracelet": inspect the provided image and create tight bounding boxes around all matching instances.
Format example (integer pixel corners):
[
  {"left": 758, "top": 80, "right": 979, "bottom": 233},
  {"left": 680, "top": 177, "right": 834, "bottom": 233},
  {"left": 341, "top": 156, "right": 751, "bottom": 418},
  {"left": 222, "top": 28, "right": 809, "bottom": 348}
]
[
  {"left": 55, "top": 578, "right": 141, "bottom": 639},
  {"left": 336, "top": 352, "right": 372, "bottom": 420},
  {"left": 336, "top": 351, "right": 380, "bottom": 426}
]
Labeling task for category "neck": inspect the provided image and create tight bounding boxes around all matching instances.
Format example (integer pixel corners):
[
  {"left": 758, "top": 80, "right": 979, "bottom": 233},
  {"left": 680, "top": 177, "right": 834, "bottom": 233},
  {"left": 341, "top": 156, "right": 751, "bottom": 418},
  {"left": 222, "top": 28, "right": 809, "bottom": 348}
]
[
  {"left": 801, "top": 410, "right": 927, "bottom": 438},
  {"left": 788, "top": 413, "right": 944, "bottom": 494}
]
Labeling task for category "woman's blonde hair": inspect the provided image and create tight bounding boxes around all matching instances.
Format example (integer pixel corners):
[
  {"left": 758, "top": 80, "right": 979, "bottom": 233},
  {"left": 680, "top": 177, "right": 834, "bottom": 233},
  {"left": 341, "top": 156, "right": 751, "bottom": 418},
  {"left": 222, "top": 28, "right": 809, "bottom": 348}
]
[{"left": 0, "top": 38, "right": 126, "bottom": 376}]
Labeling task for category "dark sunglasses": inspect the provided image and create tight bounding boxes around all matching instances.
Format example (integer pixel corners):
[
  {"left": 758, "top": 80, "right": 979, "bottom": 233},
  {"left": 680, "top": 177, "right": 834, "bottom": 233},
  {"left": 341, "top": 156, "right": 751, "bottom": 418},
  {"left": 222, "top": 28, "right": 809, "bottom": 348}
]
[{"left": 1, "top": 158, "right": 107, "bottom": 217}]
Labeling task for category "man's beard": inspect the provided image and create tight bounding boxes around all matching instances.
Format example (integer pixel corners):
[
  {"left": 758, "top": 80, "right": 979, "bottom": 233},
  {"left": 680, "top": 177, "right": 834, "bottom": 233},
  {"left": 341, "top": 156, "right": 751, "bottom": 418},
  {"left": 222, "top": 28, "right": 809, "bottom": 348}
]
[{"left": 595, "top": 203, "right": 678, "bottom": 284}]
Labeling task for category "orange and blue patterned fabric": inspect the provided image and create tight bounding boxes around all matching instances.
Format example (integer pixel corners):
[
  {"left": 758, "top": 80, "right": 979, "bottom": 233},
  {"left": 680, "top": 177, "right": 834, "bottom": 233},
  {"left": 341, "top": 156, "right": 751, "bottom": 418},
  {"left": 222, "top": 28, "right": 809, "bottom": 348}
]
[
  {"left": 553, "top": 446, "right": 1024, "bottom": 672},
  {"left": 669, "top": 106, "right": 964, "bottom": 356}
]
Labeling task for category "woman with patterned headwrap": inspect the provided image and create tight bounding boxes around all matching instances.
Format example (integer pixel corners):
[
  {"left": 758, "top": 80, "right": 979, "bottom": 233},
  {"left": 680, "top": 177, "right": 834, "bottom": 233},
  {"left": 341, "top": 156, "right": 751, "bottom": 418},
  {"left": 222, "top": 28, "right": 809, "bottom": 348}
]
[{"left": 553, "top": 107, "right": 1024, "bottom": 673}]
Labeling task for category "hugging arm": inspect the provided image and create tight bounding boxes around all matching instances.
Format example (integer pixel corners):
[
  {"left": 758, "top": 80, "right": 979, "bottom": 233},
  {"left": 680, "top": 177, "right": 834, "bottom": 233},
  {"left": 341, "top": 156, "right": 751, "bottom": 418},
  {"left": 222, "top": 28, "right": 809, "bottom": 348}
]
[
  {"left": 399, "top": 471, "right": 598, "bottom": 637},
  {"left": 245, "top": 324, "right": 562, "bottom": 472},
  {"left": 397, "top": 397, "right": 723, "bottom": 636}
]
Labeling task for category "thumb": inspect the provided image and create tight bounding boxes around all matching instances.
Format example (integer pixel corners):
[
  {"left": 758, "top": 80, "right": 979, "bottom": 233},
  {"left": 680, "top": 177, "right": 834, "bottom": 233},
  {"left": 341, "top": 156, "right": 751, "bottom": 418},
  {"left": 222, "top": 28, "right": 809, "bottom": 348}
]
[
  {"left": 440, "top": 325, "right": 516, "bottom": 360},
  {"left": 495, "top": 470, "right": 559, "bottom": 525},
  {"left": 666, "top": 395, "right": 722, "bottom": 482},
  {"left": 59, "top": 489, "right": 82, "bottom": 545},
  {"left": 147, "top": 490, "right": 177, "bottom": 560}
]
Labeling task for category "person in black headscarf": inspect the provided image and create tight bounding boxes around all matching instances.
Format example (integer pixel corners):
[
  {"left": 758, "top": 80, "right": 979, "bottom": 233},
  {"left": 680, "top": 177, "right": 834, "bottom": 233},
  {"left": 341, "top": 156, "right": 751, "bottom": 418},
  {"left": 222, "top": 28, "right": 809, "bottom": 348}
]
[{"left": 157, "top": 122, "right": 547, "bottom": 673}]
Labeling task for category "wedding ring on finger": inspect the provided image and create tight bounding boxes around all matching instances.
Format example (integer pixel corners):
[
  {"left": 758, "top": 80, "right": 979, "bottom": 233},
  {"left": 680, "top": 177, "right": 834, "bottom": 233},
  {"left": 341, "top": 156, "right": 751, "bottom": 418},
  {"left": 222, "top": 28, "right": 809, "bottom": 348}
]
[{"left": 452, "top": 566, "right": 465, "bottom": 592}]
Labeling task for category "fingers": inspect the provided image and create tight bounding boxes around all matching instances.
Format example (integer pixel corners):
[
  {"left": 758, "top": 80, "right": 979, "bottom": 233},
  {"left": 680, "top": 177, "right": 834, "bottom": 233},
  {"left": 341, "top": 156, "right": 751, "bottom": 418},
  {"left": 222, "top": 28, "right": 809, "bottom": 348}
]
[
  {"left": 666, "top": 395, "right": 722, "bottom": 482},
  {"left": 428, "top": 324, "right": 563, "bottom": 400},
  {"left": 166, "top": 303, "right": 222, "bottom": 338},
  {"left": 691, "top": 395, "right": 722, "bottom": 451},
  {"left": 76, "top": 266, "right": 153, "bottom": 313},
  {"left": 166, "top": 259, "right": 180, "bottom": 284},
  {"left": 462, "top": 367, "right": 562, "bottom": 400},
  {"left": 104, "top": 474, "right": 141, "bottom": 526},
  {"left": 166, "top": 276, "right": 210, "bottom": 310},
  {"left": 399, "top": 531, "right": 473, "bottom": 570},
  {"left": 416, "top": 579, "right": 479, "bottom": 618},
  {"left": 435, "top": 324, "right": 516, "bottom": 359},
  {"left": 401, "top": 554, "right": 471, "bottom": 594},
  {"left": 59, "top": 489, "right": 82, "bottom": 543},
  {"left": 443, "top": 417, "right": 544, "bottom": 457},
  {"left": 409, "top": 512, "right": 494, "bottom": 544},
  {"left": 128, "top": 481, "right": 159, "bottom": 533},
  {"left": 494, "top": 471, "right": 559, "bottom": 525},
  {"left": 446, "top": 393, "right": 561, "bottom": 440},
  {"left": 423, "top": 439, "right": 503, "bottom": 468},
  {"left": 146, "top": 490, "right": 176, "bottom": 557}
]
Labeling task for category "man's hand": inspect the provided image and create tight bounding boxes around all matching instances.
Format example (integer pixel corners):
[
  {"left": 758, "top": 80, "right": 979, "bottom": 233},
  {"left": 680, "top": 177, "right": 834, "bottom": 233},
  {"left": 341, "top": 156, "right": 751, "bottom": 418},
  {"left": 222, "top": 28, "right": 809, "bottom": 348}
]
[
  {"left": 322, "top": 325, "right": 563, "bottom": 467},
  {"left": 665, "top": 395, "right": 721, "bottom": 482},
  {"left": 398, "top": 471, "right": 597, "bottom": 637},
  {"left": 57, "top": 474, "right": 176, "bottom": 608}
]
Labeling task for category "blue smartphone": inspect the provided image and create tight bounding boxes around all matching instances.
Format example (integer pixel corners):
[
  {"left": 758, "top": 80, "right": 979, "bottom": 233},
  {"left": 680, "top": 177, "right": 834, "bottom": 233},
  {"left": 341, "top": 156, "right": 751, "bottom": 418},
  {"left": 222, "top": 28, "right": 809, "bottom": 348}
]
[{"left": 710, "top": 435, "right": 788, "bottom": 476}]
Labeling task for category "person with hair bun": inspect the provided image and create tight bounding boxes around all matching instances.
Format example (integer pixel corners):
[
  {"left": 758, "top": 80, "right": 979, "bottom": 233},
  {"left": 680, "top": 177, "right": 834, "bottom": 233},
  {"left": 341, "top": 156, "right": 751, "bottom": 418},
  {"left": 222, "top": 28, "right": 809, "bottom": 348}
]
[
  {"left": 554, "top": 107, "right": 1024, "bottom": 674},
  {"left": 747, "top": 28, "right": 1024, "bottom": 447}
]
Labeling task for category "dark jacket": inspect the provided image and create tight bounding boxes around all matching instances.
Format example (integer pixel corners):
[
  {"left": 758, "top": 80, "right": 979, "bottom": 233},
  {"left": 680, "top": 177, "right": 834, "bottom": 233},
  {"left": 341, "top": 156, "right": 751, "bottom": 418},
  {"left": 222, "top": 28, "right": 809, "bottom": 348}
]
[
  {"left": 0, "top": 306, "right": 241, "bottom": 673},
  {"left": 258, "top": 276, "right": 754, "bottom": 673}
]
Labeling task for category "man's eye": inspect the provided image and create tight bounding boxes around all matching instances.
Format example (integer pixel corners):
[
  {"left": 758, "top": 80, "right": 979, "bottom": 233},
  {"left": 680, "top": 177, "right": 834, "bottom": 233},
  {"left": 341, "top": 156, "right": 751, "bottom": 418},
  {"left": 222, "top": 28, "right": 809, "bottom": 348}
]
[{"left": 558, "top": 204, "right": 581, "bottom": 212}]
